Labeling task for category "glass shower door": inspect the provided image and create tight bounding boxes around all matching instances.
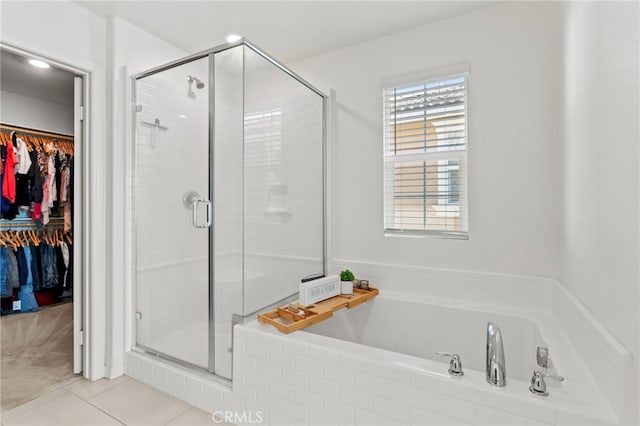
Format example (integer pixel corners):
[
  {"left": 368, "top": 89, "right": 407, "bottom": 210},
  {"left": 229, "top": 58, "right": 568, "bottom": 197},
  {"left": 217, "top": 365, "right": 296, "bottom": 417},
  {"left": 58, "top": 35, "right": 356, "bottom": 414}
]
[{"left": 133, "top": 56, "right": 211, "bottom": 370}]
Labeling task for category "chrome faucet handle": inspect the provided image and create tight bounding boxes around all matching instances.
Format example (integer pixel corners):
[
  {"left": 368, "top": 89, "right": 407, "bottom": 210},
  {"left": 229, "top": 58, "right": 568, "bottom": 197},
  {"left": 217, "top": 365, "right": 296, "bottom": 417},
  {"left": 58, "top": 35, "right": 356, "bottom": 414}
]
[
  {"left": 536, "top": 346, "right": 549, "bottom": 368},
  {"left": 529, "top": 370, "right": 565, "bottom": 397},
  {"left": 436, "top": 352, "right": 464, "bottom": 376}
]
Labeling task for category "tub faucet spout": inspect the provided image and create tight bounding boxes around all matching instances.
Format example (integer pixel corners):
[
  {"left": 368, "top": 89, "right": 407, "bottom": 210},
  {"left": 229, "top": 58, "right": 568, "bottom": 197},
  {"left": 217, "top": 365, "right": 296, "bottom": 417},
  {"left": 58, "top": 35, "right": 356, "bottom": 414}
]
[{"left": 486, "top": 322, "right": 506, "bottom": 387}]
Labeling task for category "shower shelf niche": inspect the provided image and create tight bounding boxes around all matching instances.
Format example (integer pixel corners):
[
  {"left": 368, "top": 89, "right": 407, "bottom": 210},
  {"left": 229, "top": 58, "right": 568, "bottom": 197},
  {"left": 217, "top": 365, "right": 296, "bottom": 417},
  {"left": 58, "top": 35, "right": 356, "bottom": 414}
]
[{"left": 257, "top": 287, "right": 379, "bottom": 334}]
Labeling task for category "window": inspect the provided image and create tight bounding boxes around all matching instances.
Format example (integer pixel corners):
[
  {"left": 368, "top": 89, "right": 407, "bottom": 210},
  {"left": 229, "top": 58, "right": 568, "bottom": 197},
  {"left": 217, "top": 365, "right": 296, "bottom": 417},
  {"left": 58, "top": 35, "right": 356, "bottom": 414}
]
[
  {"left": 244, "top": 109, "right": 282, "bottom": 167},
  {"left": 383, "top": 74, "right": 468, "bottom": 238}
]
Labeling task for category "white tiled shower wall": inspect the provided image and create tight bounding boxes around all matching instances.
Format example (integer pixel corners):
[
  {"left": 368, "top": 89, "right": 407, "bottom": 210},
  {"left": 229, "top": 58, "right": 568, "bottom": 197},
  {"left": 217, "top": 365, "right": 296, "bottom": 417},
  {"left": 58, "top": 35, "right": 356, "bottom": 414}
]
[{"left": 242, "top": 46, "right": 325, "bottom": 314}]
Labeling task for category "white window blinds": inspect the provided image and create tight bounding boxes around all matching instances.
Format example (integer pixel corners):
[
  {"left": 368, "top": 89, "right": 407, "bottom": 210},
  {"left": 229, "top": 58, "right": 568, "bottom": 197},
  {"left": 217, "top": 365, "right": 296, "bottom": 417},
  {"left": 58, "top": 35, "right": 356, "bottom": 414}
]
[{"left": 383, "top": 74, "right": 468, "bottom": 238}]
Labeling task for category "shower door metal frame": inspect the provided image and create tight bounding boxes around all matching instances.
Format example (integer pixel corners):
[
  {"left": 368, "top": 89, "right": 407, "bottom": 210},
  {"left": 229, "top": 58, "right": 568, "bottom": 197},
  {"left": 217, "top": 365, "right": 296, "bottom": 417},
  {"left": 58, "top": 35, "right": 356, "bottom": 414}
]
[
  {"left": 131, "top": 38, "right": 327, "bottom": 380},
  {"left": 130, "top": 55, "right": 216, "bottom": 376}
]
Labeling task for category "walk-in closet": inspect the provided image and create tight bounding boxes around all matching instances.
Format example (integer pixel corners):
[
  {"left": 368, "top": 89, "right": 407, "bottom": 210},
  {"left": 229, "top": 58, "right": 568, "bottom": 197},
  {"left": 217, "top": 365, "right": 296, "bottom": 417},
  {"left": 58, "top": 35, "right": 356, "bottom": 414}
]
[{"left": 0, "top": 48, "right": 83, "bottom": 412}]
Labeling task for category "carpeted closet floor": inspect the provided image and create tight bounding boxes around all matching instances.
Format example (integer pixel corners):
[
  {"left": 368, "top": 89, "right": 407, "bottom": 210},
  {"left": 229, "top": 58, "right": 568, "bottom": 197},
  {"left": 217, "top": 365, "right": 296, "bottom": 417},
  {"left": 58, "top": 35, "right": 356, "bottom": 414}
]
[{"left": 1, "top": 301, "right": 80, "bottom": 412}]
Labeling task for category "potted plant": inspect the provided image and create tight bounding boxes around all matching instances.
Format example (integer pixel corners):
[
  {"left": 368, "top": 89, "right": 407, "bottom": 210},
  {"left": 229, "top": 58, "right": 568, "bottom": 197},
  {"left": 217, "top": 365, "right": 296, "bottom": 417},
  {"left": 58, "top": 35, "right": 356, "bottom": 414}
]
[{"left": 340, "top": 269, "right": 355, "bottom": 295}]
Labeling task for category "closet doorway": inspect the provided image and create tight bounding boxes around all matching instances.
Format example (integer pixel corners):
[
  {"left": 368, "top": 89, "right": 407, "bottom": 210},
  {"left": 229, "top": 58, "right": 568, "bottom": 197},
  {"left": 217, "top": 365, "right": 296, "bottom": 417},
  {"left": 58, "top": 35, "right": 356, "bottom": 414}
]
[{"left": 0, "top": 46, "right": 86, "bottom": 412}]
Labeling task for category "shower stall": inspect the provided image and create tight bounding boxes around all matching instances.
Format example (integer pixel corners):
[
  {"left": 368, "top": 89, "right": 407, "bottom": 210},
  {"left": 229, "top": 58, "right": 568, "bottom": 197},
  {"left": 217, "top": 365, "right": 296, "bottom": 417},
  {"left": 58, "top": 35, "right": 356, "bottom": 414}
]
[{"left": 132, "top": 40, "right": 325, "bottom": 380}]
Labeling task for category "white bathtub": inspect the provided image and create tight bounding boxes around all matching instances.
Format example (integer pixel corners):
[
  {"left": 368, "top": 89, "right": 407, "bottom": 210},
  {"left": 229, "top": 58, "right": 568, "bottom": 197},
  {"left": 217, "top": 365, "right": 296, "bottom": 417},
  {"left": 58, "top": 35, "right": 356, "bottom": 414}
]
[
  {"left": 234, "top": 291, "right": 619, "bottom": 425},
  {"left": 304, "top": 295, "right": 545, "bottom": 382}
]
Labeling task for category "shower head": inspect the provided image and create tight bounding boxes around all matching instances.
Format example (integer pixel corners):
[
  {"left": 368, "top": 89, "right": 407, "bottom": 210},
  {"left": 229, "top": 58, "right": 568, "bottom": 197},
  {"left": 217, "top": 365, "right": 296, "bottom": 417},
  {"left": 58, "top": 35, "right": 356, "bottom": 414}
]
[{"left": 187, "top": 75, "right": 205, "bottom": 89}]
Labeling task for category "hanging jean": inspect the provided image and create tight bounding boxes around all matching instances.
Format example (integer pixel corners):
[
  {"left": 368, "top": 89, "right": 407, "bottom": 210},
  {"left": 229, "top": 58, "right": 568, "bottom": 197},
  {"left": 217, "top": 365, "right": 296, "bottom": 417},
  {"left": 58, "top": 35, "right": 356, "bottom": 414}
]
[
  {"left": 0, "top": 248, "right": 10, "bottom": 298},
  {"left": 40, "top": 244, "right": 58, "bottom": 288},
  {"left": 17, "top": 248, "right": 39, "bottom": 313},
  {"left": 30, "top": 245, "right": 42, "bottom": 291},
  {"left": 55, "top": 244, "right": 66, "bottom": 295},
  {"left": 17, "top": 248, "right": 28, "bottom": 287},
  {"left": 65, "top": 243, "right": 73, "bottom": 295},
  {"left": 5, "top": 248, "right": 20, "bottom": 290}
]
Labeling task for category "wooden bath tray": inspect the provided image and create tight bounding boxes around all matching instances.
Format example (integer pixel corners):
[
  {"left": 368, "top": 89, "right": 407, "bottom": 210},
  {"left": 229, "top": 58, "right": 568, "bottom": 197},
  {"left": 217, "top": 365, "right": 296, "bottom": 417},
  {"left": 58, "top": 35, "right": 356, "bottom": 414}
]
[{"left": 257, "top": 287, "right": 379, "bottom": 334}]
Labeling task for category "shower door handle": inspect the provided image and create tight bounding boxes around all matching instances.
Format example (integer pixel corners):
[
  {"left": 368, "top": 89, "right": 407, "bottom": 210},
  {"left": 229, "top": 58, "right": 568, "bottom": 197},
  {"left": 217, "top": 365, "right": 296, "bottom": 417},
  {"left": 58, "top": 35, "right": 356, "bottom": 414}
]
[
  {"left": 192, "top": 199, "right": 212, "bottom": 228},
  {"left": 203, "top": 200, "right": 212, "bottom": 228}
]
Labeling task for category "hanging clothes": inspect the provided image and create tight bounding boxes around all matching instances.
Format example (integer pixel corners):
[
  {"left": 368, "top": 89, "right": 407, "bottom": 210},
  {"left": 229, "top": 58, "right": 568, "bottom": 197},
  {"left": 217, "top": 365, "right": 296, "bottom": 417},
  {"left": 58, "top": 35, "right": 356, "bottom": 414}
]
[
  {"left": 1, "top": 134, "right": 20, "bottom": 219},
  {"left": 29, "top": 149, "right": 43, "bottom": 203},
  {"left": 1, "top": 127, "right": 73, "bottom": 226},
  {"left": 1, "top": 232, "right": 72, "bottom": 314},
  {"left": 0, "top": 249, "right": 9, "bottom": 298},
  {"left": 55, "top": 243, "right": 66, "bottom": 296},
  {"left": 16, "top": 247, "right": 29, "bottom": 287},
  {"left": 1, "top": 125, "right": 75, "bottom": 315},
  {"left": 42, "top": 173, "right": 50, "bottom": 225},
  {"left": 64, "top": 156, "right": 74, "bottom": 232},
  {"left": 0, "top": 247, "right": 19, "bottom": 299},
  {"left": 15, "top": 138, "right": 36, "bottom": 209},
  {"left": 41, "top": 149, "right": 59, "bottom": 225},
  {"left": 14, "top": 137, "right": 32, "bottom": 175},
  {"left": 5, "top": 247, "right": 20, "bottom": 291},
  {"left": 30, "top": 245, "right": 42, "bottom": 292},
  {"left": 0, "top": 146, "right": 4, "bottom": 216},
  {"left": 64, "top": 242, "right": 73, "bottom": 295},
  {"left": 15, "top": 174, "right": 30, "bottom": 208},
  {"left": 17, "top": 248, "right": 39, "bottom": 313},
  {"left": 40, "top": 243, "right": 58, "bottom": 289},
  {"left": 52, "top": 152, "right": 63, "bottom": 214},
  {"left": 2, "top": 133, "right": 18, "bottom": 203}
]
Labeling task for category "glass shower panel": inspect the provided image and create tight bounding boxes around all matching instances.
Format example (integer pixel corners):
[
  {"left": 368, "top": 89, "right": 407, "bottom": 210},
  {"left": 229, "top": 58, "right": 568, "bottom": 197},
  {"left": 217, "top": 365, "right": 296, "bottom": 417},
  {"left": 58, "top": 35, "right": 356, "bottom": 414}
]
[
  {"left": 213, "top": 46, "right": 244, "bottom": 379},
  {"left": 242, "top": 47, "right": 325, "bottom": 316},
  {"left": 134, "top": 56, "right": 210, "bottom": 369}
]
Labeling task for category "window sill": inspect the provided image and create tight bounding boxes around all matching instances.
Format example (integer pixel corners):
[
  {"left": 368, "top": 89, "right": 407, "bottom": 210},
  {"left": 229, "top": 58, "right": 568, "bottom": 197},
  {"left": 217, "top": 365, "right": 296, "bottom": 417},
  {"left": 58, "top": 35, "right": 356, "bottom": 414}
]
[{"left": 384, "top": 229, "right": 469, "bottom": 240}]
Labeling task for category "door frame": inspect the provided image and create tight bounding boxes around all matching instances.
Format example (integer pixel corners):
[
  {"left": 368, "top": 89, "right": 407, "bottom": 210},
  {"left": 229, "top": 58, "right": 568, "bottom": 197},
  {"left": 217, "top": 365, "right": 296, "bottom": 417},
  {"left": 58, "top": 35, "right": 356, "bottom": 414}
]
[{"left": 0, "top": 41, "right": 92, "bottom": 378}]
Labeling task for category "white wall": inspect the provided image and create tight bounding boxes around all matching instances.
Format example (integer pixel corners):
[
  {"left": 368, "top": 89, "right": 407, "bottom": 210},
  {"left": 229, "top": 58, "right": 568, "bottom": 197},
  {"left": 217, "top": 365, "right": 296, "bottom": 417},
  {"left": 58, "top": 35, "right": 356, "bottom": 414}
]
[
  {"left": 1, "top": 0, "right": 108, "bottom": 380},
  {"left": 292, "top": 2, "right": 639, "bottom": 421},
  {"left": 0, "top": 90, "right": 74, "bottom": 135},
  {"left": 291, "top": 2, "right": 559, "bottom": 277},
  {"left": 557, "top": 0, "right": 639, "bottom": 394}
]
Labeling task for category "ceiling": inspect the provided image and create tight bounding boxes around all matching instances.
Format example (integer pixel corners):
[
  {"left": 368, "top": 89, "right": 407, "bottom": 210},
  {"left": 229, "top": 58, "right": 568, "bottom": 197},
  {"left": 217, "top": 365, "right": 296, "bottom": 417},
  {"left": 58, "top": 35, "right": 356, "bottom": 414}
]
[
  {"left": 0, "top": 50, "right": 78, "bottom": 106},
  {"left": 75, "top": 1, "right": 499, "bottom": 63},
  {"left": 1, "top": 1, "right": 499, "bottom": 107}
]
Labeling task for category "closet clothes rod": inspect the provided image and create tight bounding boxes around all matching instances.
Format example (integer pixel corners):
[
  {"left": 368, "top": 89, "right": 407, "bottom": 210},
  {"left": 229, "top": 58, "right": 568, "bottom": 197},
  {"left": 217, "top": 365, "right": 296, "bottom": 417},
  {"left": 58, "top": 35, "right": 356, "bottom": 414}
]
[{"left": 0, "top": 123, "right": 74, "bottom": 141}]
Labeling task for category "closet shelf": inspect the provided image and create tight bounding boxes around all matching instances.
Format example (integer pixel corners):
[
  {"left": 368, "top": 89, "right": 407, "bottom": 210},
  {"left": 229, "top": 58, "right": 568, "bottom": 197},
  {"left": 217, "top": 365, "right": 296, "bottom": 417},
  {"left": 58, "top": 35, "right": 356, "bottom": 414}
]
[{"left": 0, "top": 218, "right": 65, "bottom": 229}]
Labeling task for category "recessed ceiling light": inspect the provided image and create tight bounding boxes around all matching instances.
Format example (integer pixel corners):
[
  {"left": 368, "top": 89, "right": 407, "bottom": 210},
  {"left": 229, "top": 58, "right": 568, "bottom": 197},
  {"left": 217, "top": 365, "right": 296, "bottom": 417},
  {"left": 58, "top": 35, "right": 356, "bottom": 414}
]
[
  {"left": 178, "top": 114, "right": 187, "bottom": 119},
  {"left": 226, "top": 34, "right": 242, "bottom": 43},
  {"left": 28, "top": 59, "right": 50, "bottom": 69}
]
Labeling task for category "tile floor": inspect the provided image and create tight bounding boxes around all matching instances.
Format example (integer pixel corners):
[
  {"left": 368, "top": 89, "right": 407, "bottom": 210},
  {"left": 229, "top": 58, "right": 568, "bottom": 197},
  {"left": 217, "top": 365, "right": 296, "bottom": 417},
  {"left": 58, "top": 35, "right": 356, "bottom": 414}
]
[{"left": 0, "top": 375, "right": 227, "bottom": 426}]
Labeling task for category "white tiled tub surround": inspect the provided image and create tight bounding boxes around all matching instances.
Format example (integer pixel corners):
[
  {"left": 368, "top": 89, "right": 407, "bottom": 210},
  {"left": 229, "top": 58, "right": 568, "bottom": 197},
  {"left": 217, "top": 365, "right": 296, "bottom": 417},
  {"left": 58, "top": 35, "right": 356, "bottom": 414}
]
[
  {"left": 329, "top": 260, "right": 636, "bottom": 425},
  {"left": 125, "top": 264, "right": 633, "bottom": 425},
  {"left": 231, "top": 313, "right": 614, "bottom": 426}
]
